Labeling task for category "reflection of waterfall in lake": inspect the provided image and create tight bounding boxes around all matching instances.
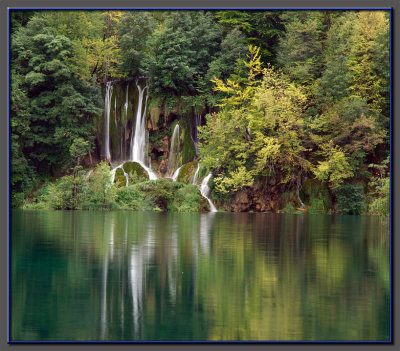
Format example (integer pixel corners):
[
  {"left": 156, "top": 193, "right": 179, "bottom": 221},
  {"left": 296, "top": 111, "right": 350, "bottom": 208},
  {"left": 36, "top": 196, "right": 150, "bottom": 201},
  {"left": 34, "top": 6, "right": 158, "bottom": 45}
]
[
  {"left": 168, "top": 221, "right": 179, "bottom": 304},
  {"left": 129, "top": 221, "right": 155, "bottom": 338},
  {"left": 199, "top": 212, "right": 215, "bottom": 253}
]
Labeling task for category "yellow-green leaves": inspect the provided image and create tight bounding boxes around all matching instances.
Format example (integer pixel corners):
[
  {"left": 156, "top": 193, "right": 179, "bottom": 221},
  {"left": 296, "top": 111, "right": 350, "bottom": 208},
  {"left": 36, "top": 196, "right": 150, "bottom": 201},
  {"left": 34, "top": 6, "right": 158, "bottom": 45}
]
[
  {"left": 214, "top": 166, "right": 255, "bottom": 194},
  {"left": 313, "top": 142, "right": 353, "bottom": 188},
  {"left": 211, "top": 45, "right": 262, "bottom": 109},
  {"left": 200, "top": 46, "right": 310, "bottom": 196}
]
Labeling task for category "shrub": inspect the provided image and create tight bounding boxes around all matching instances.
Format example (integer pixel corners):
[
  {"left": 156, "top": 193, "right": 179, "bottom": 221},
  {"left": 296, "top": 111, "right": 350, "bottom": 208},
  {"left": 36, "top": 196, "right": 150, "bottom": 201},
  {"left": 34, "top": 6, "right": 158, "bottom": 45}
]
[
  {"left": 300, "top": 179, "right": 331, "bottom": 214},
  {"left": 334, "top": 184, "right": 366, "bottom": 215},
  {"left": 369, "top": 177, "right": 390, "bottom": 216}
]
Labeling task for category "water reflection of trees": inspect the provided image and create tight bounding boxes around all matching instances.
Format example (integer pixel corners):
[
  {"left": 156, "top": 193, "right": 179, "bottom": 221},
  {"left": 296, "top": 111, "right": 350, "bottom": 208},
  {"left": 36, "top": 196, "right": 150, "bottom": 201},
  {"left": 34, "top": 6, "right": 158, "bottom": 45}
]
[{"left": 11, "top": 211, "right": 389, "bottom": 341}]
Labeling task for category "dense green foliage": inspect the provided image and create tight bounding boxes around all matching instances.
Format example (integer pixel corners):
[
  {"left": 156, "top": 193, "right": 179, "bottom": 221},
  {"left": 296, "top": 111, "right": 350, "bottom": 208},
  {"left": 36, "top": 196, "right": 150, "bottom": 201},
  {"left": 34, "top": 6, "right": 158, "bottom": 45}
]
[
  {"left": 334, "top": 184, "right": 366, "bottom": 215},
  {"left": 10, "top": 10, "right": 390, "bottom": 215},
  {"left": 23, "top": 162, "right": 206, "bottom": 212}
]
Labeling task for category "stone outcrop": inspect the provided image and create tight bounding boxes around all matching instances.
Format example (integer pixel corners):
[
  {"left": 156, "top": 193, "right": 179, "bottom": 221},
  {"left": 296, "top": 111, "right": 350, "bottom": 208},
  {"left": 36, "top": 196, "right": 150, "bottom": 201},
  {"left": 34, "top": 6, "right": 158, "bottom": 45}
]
[{"left": 220, "top": 179, "right": 299, "bottom": 213}]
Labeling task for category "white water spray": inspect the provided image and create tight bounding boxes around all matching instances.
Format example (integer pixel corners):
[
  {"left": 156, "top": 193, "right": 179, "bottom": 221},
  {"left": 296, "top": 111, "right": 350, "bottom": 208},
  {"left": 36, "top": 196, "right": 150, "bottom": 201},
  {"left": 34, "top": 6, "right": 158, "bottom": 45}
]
[
  {"left": 200, "top": 173, "right": 217, "bottom": 212},
  {"left": 190, "top": 162, "right": 200, "bottom": 185},
  {"left": 128, "top": 80, "right": 157, "bottom": 180},
  {"left": 172, "top": 165, "right": 183, "bottom": 182},
  {"left": 131, "top": 81, "right": 148, "bottom": 164}
]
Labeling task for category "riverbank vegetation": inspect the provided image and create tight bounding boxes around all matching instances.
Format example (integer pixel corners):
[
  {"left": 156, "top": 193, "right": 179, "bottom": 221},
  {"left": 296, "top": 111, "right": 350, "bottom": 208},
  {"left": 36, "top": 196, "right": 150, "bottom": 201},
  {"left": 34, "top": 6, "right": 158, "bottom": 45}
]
[{"left": 10, "top": 10, "right": 390, "bottom": 215}]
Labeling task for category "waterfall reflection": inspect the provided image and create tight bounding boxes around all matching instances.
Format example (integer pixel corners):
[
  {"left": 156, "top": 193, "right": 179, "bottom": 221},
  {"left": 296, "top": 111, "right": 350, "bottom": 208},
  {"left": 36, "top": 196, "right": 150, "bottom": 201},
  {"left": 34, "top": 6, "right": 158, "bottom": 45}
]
[
  {"left": 97, "top": 212, "right": 217, "bottom": 340},
  {"left": 199, "top": 213, "right": 215, "bottom": 254}
]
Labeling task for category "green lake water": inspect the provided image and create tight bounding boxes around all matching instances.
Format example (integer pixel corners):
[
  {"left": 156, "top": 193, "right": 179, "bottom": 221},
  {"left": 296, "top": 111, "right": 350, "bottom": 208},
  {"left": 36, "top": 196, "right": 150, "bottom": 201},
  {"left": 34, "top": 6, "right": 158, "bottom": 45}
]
[{"left": 10, "top": 210, "right": 390, "bottom": 342}]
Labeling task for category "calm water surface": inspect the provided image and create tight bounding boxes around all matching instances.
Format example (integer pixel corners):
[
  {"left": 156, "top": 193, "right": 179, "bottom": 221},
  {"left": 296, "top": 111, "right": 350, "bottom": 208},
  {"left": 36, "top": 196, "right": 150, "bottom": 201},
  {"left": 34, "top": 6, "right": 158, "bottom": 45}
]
[{"left": 11, "top": 210, "right": 390, "bottom": 341}]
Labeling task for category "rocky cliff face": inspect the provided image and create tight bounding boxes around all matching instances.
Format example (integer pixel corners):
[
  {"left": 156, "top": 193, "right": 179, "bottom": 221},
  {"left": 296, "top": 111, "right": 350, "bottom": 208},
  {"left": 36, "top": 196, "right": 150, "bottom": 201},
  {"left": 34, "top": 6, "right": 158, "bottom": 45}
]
[
  {"left": 216, "top": 176, "right": 308, "bottom": 213},
  {"left": 221, "top": 181, "right": 281, "bottom": 212}
]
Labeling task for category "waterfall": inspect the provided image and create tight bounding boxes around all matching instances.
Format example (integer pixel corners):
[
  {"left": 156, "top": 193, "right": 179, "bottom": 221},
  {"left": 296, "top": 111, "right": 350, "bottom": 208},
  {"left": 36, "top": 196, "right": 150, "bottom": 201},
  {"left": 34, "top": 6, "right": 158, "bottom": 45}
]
[
  {"left": 124, "top": 84, "right": 129, "bottom": 118},
  {"left": 85, "top": 169, "right": 93, "bottom": 181},
  {"left": 110, "top": 164, "right": 129, "bottom": 187},
  {"left": 200, "top": 173, "right": 217, "bottom": 212},
  {"left": 123, "top": 84, "right": 129, "bottom": 161},
  {"left": 131, "top": 81, "right": 148, "bottom": 163},
  {"left": 172, "top": 165, "right": 183, "bottom": 182},
  {"left": 192, "top": 114, "right": 202, "bottom": 156},
  {"left": 129, "top": 80, "right": 158, "bottom": 180},
  {"left": 167, "top": 124, "right": 180, "bottom": 176},
  {"left": 104, "top": 81, "right": 113, "bottom": 162},
  {"left": 190, "top": 162, "right": 200, "bottom": 185}
]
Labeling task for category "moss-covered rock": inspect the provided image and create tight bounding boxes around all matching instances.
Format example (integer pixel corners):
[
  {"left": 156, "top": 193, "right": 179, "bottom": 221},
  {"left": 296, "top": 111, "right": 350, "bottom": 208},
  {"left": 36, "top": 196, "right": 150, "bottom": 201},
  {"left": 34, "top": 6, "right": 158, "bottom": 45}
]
[
  {"left": 122, "top": 161, "right": 149, "bottom": 181},
  {"left": 114, "top": 168, "right": 126, "bottom": 187},
  {"left": 177, "top": 159, "right": 199, "bottom": 184},
  {"left": 181, "top": 113, "right": 196, "bottom": 164}
]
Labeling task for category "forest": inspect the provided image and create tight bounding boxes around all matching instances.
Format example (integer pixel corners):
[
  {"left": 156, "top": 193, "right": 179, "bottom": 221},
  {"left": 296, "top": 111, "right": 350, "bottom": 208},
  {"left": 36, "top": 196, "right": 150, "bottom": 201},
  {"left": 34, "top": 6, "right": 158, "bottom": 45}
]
[{"left": 10, "top": 9, "right": 390, "bottom": 215}]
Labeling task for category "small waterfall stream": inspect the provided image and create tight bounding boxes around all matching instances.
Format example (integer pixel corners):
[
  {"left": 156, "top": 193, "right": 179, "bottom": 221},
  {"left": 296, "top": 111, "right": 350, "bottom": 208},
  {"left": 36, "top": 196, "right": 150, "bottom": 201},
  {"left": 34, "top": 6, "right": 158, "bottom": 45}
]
[
  {"left": 131, "top": 82, "right": 148, "bottom": 163},
  {"left": 111, "top": 165, "right": 130, "bottom": 187},
  {"left": 192, "top": 114, "right": 202, "bottom": 156},
  {"left": 127, "top": 80, "right": 157, "bottom": 180},
  {"left": 172, "top": 165, "right": 183, "bottom": 182},
  {"left": 167, "top": 124, "right": 180, "bottom": 177},
  {"left": 190, "top": 162, "right": 200, "bottom": 185},
  {"left": 200, "top": 173, "right": 217, "bottom": 212},
  {"left": 104, "top": 81, "right": 113, "bottom": 162}
]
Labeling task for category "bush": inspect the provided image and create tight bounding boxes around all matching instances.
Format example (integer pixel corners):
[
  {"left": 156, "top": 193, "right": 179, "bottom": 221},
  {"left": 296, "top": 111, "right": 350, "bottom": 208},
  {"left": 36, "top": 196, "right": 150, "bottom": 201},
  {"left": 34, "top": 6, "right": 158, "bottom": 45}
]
[
  {"left": 116, "top": 186, "right": 152, "bottom": 210},
  {"left": 369, "top": 177, "right": 390, "bottom": 216},
  {"left": 308, "top": 198, "right": 327, "bottom": 214},
  {"left": 11, "top": 192, "right": 26, "bottom": 208},
  {"left": 334, "top": 184, "right": 366, "bottom": 215},
  {"left": 300, "top": 179, "right": 331, "bottom": 213},
  {"left": 45, "top": 175, "right": 87, "bottom": 210},
  {"left": 282, "top": 203, "right": 295, "bottom": 214},
  {"left": 173, "top": 184, "right": 202, "bottom": 212}
]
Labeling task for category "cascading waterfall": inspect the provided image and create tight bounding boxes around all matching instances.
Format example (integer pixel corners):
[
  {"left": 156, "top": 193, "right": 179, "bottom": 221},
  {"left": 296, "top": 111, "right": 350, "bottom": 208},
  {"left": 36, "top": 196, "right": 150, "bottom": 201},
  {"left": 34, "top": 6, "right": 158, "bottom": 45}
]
[
  {"left": 123, "top": 84, "right": 129, "bottom": 161},
  {"left": 129, "top": 80, "right": 157, "bottom": 180},
  {"left": 200, "top": 173, "right": 217, "bottom": 212},
  {"left": 131, "top": 81, "right": 148, "bottom": 163},
  {"left": 104, "top": 81, "right": 113, "bottom": 162},
  {"left": 167, "top": 124, "right": 180, "bottom": 176},
  {"left": 190, "top": 162, "right": 200, "bottom": 185},
  {"left": 172, "top": 165, "right": 183, "bottom": 182}
]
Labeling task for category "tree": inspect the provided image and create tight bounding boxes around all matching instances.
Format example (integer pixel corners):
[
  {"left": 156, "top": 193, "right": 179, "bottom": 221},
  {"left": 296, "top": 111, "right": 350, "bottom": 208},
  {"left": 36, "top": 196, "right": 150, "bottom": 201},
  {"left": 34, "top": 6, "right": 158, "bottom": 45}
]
[
  {"left": 213, "top": 10, "right": 284, "bottom": 66},
  {"left": 87, "top": 162, "right": 116, "bottom": 208},
  {"left": 371, "top": 14, "right": 390, "bottom": 130},
  {"left": 313, "top": 142, "right": 353, "bottom": 188},
  {"left": 309, "top": 97, "right": 386, "bottom": 170},
  {"left": 277, "top": 11, "right": 326, "bottom": 85},
  {"left": 199, "top": 46, "right": 311, "bottom": 195},
  {"left": 11, "top": 14, "right": 102, "bottom": 177},
  {"left": 85, "top": 11, "right": 124, "bottom": 82},
  {"left": 147, "top": 11, "right": 222, "bottom": 98},
  {"left": 117, "top": 11, "right": 156, "bottom": 78},
  {"left": 348, "top": 11, "right": 388, "bottom": 109},
  {"left": 43, "top": 11, "right": 104, "bottom": 81}
]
